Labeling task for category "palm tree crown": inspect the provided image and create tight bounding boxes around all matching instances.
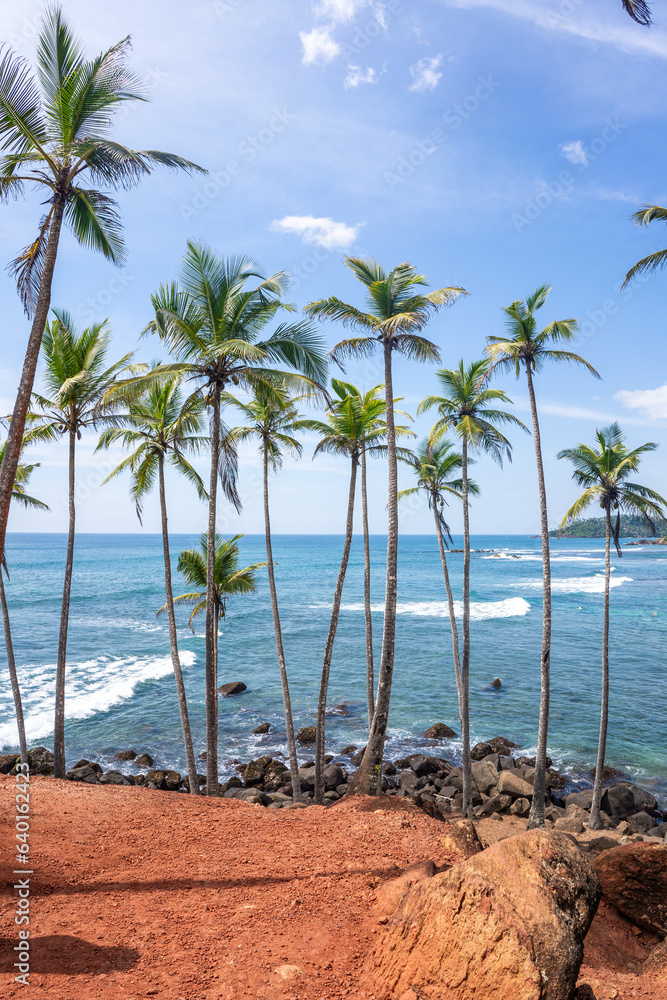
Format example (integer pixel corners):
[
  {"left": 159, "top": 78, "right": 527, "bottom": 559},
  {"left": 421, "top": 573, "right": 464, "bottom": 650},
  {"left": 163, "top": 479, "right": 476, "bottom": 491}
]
[
  {"left": 420, "top": 359, "right": 526, "bottom": 456},
  {"left": 300, "top": 379, "right": 411, "bottom": 462},
  {"left": 486, "top": 284, "right": 599, "bottom": 380},
  {"left": 558, "top": 423, "right": 666, "bottom": 551},
  {"left": 165, "top": 533, "right": 265, "bottom": 630},
  {"left": 224, "top": 383, "right": 304, "bottom": 469},
  {"left": 623, "top": 205, "right": 667, "bottom": 287},
  {"left": 97, "top": 371, "right": 208, "bottom": 521},
  {"left": 0, "top": 4, "right": 204, "bottom": 313},
  {"left": 398, "top": 438, "right": 476, "bottom": 538}
]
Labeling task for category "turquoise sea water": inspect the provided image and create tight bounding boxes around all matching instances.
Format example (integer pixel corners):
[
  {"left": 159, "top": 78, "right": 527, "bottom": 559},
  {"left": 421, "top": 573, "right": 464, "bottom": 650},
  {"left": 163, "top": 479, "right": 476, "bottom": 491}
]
[{"left": 0, "top": 532, "right": 665, "bottom": 803}]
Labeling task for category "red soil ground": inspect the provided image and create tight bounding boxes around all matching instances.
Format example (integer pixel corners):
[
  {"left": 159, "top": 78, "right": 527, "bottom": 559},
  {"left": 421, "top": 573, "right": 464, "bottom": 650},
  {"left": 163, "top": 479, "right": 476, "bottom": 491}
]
[{"left": 0, "top": 776, "right": 664, "bottom": 999}]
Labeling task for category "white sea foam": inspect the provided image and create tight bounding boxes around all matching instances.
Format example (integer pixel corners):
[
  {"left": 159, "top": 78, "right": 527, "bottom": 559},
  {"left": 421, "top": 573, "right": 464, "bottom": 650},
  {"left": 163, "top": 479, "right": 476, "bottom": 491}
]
[
  {"left": 482, "top": 552, "right": 603, "bottom": 563},
  {"left": 310, "top": 597, "right": 531, "bottom": 620},
  {"left": 522, "top": 575, "right": 632, "bottom": 595},
  {"left": 0, "top": 650, "right": 197, "bottom": 746}
]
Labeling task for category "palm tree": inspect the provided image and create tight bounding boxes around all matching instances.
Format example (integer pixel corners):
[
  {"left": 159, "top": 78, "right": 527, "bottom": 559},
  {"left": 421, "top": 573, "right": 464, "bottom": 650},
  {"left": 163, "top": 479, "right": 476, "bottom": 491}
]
[
  {"left": 32, "top": 311, "right": 138, "bottom": 777},
  {"left": 558, "top": 424, "right": 665, "bottom": 829},
  {"left": 163, "top": 535, "right": 265, "bottom": 739},
  {"left": 0, "top": 435, "right": 49, "bottom": 765},
  {"left": 623, "top": 205, "right": 667, "bottom": 287},
  {"left": 486, "top": 285, "right": 598, "bottom": 828},
  {"left": 420, "top": 361, "right": 524, "bottom": 817},
  {"left": 225, "top": 384, "right": 307, "bottom": 803},
  {"left": 305, "top": 258, "right": 466, "bottom": 796},
  {"left": 97, "top": 372, "right": 209, "bottom": 796},
  {"left": 621, "top": 0, "right": 651, "bottom": 25},
  {"left": 398, "top": 438, "right": 475, "bottom": 749},
  {"left": 0, "top": 4, "right": 204, "bottom": 570},
  {"left": 145, "top": 241, "right": 327, "bottom": 795},
  {"left": 298, "top": 379, "right": 412, "bottom": 803}
]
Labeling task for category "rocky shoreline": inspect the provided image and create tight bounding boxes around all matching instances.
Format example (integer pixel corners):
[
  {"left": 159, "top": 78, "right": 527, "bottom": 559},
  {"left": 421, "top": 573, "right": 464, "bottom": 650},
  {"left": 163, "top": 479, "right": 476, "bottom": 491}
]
[{"left": 3, "top": 731, "right": 666, "bottom": 846}]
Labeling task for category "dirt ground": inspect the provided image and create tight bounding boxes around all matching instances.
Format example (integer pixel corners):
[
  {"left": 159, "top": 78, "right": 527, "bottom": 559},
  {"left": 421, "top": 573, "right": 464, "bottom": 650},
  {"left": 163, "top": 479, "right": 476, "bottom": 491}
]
[{"left": 1, "top": 776, "right": 664, "bottom": 999}]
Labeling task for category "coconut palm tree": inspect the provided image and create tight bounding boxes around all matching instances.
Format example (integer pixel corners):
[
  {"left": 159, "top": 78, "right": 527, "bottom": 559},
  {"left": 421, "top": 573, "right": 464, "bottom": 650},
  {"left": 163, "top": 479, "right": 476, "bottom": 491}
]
[
  {"left": 621, "top": 0, "right": 651, "bottom": 25},
  {"left": 32, "top": 310, "right": 138, "bottom": 777},
  {"left": 623, "top": 205, "right": 667, "bottom": 287},
  {"left": 486, "top": 285, "right": 598, "bottom": 828},
  {"left": 305, "top": 258, "right": 466, "bottom": 796},
  {"left": 298, "top": 379, "right": 412, "bottom": 803},
  {"left": 558, "top": 424, "right": 665, "bottom": 829},
  {"left": 420, "top": 360, "right": 525, "bottom": 817},
  {"left": 225, "top": 384, "right": 308, "bottom": 803},
  {"left": 163, "top": 535, "right": 265, "bottom": 736},
  {"left": 0, "top": 436, "right": 49, "bottom": 765},
  {"left": 0, "top": 4, "right": 204, "bottom": 568},
  {"left": 398, "top": 438, "right": 476, "bottom": 745},
  {"left": 145, "top": 241, "right": 327, "bottom": 795},
  {"left": 96, "top": 372, "right": 209, "bottom": 796}
]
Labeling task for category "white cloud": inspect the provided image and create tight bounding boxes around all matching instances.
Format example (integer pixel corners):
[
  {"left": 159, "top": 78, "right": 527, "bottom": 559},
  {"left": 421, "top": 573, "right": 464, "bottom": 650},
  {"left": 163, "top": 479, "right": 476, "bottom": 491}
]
[
  {"left": 270, "top": 215, "right": 363, "bottom": 250},
  {"left": 344, "top": 64, "right": 378, "bottom": 87},
  {"left": 409, "top": 54, "right": 443, "bottom": 92},
  {"left": 317, "top": 0, "right": 367, "bottom": 22},
  {"left": 445, "top": 0, "right": 667, "bottom": 61},
  {"left": 299, "top": 26, "right": 341, "bottom": 66},
  {"left": 615, "top": 385, "right": 667, "bottom": 420},
  {"left": 560, "top": 140, "right": 588, "bottom": 166}
]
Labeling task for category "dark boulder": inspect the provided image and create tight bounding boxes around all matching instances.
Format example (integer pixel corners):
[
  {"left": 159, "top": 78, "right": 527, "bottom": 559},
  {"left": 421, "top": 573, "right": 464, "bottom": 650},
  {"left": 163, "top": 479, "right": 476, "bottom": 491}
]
[
  {"left": 0, "top": 753, "right": 20, "bottom": 774},
  {"left": 564, "top": 789, "right": 594, "bottom": 811},
  {"left": 144, "top": 769, "right": 167, "bottom": 790},
  {"left": 349, "top": 746, "right": 366, "bottom": 766},
  {"left": 66, "top": 764, "right": 100, "bottom": 783},
  {"left": 296, "top": 726, "right": 316, "bottom": 745},
  {"left": 252, "top": 722, "right": 271, "bottom": 734},
  {"left": 218, "top": 681, "right": 247, "bottom": 697},
  {"left": 114, "top": 749, "right": 137, "bottom": 761},
  {"left": 594, "top": 842, "right": 667, "bottom": 934},
  {"left": 601, "top": 782, "right": 657, "bottom": 819},
  {"left": 470, "top": 742, "right": 493, "bottom": 761},
  {"left": 134, "top": 753, "right": 154, "bottom": 768},
  {"left": 26, "top": 746, "right": 55, "bottom": 775},
  {"left": 72, "top": 759, "right": 102, "bottom": 773},
  {"left": 163, "top": 770, "right": 182, "bottom": 791},
  {"left": 99, "top": 770, "right": 131, "bottom": 786},
  {"left": 491, "top": 677, "right": 502, "bottom": 688},
  {"left": 486, "top": 736, "right": 519, "bottom": 754},
  {"left": 339, "top": 744, "right": 358, "bottom": 756},
  {"left": 424, "top": 723, "right": 457, "bottom": 739}
]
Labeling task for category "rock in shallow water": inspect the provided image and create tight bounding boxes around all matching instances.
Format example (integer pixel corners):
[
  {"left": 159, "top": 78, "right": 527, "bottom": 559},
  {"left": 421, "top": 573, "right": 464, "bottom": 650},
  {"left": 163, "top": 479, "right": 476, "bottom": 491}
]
[
  {"left": 296, "top": 726, "right": 316, "bottom": 745},
  {"left": 371, "top": 829, "right": 601, "bottom": 1000},
  {"left": 218, "top": 681, "right": 247, "bottom": 697},
  {"left": 424, "top": 723, "right": 457, "bottom": 739}
]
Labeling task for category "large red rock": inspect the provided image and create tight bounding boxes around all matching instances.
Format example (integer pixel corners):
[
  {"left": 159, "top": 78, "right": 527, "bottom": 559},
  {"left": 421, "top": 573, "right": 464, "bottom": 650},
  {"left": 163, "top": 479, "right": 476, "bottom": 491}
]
[
  {"left": 593, "top": 842, "right": 667, "bottom": 935},
  {"left": 370, "top": 830, "right": 600, "bottom": 1000}
]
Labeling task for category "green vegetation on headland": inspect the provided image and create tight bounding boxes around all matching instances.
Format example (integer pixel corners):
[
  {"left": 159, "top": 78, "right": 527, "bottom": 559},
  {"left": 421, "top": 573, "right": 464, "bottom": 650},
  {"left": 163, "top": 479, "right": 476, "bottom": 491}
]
[{"left": 550, "top": 515, "right": 667, "bottom": 538}]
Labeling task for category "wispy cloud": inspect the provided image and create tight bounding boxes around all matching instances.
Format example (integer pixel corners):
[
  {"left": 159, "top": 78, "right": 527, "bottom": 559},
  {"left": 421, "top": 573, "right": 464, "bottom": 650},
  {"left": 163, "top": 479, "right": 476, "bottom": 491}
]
[
  {"left": 615, "top": 384, "right": 667, "bottom": 420},
  {"left": 409, "top": 54, "right": 443, "bottom": 92},
  {"left": 300, "top": 26, "right": 341, "bottom": 66},
  {"left": 344, "top": 64, "right": 379, "bottom": 87},
  {"left": 560, "top": 140, "right": 588, "bottom": 166},
  {"left": 445, "top": 0, "right": 667, "bottom": 60},
  {"left": 317, "top": 0, "right": 367, "bottom": 22},
  {"left": 270, "top": 215, "right": 363, "bottom": 249}
]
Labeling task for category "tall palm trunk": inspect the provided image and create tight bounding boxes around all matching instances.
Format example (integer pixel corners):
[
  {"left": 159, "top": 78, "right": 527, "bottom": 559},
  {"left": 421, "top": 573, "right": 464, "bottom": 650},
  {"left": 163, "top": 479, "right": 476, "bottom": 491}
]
[
  {"left": 205, "top": 384, "right": 222, "bottom": 796},
  {"left": 0, "top": 196, "right": 66, "bottom": 567},
  {"left": 348, "top": 340, "right": 397, "bottom": 796},
  {"left": 262, "top": 443, "right": 302, "bottom": 804},
  {"left": 158, "top": 453, "right": 199, "bottom": 796},
  {"left": 0, "top": 568, "right": 28, "bottom": 765},
  {"left": 525, "top": 363, "right": 551, "bottom": 829},
  {"left": 589, "top": 506, "right": 612, "bottom": 830},
  {"left": 361, "top": 446, "right": 375, "bottom": 729},
  {"left": 460, "top": 437, "right": 474, "bottom": 818},
  {"left": 314, "top": 456, "right": 358, "bottom": 804},
  {"left": 54, "top": 423, "right": 76, "bottom": 778}
]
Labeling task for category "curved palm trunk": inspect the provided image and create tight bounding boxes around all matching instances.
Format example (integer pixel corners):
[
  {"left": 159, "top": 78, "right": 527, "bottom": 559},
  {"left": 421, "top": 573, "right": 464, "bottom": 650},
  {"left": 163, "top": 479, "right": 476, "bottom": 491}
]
[
  {"left": 54, "top": 424, "right": 76, "bottom": 778},
  {"left": 262, "top": 443, "right": 302, "bottom": 804},
  {"left": 361, "top": 447, "right": 375, "bottom": 729},
  {"left": 158, "top": 454, "right": 199, "bottom": 796},
  {"left": 460, "top": 438, "right": 474, "bottom": 818},
  {"left": 205, "top": 384, "right": 221, "bottom": 796},
  {"left": 315, "top": 456, "right": 358, "bottom": 804},
  {"left": 0, "top": 568, "right": 28, "bottom": 765},
  {"left": 525, "top": 364, "right": 551, "bottom": 829},
  {"left": 348, "top": 341, "right": 398, "bottom": 796},
  {"left": 588, "top": 506, "right": 612, "bottom": 830},
  {"left": 0, "top": 197, "right": 65, "bottom": 568}
]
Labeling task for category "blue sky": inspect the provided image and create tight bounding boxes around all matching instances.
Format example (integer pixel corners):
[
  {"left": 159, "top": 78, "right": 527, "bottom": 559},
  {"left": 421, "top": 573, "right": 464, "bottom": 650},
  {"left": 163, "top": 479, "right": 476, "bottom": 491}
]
[{"left": 2, "top": 0, "right": 667, "bottom": 535}]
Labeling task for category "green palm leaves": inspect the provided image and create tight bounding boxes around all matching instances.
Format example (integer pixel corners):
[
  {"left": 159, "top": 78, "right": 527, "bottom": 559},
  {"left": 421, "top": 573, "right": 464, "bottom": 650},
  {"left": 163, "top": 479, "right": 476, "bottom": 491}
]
[
  {"left": 167, "top": 534, "right": 264, "bottom": 630},
  {"left": 420, "top": 359, "right": 526, "bottom": 460},
  {"left": 559, "top": 423, "right": 666, "bottom": 554},
  {"left": 623, "top": 205, "right": 667, "bottom": 287},
  {"left": 398, "top": 438, "right": 473, "bottom": 540},
  {"left": 0, "top": 4, "right": 204, "bottom": 312}
]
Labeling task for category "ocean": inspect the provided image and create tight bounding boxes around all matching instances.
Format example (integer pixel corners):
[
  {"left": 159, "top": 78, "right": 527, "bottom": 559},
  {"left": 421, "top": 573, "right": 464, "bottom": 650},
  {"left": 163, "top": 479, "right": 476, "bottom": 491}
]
[{"left": 1, "top": 532, "right": 665, "bottom": 804}]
